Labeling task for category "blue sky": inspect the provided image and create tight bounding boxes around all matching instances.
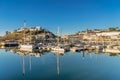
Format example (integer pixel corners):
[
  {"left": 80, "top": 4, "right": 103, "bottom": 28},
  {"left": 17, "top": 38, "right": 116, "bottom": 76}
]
[{"left": 0, "top": 0, "right": 120, "bottom": 35}]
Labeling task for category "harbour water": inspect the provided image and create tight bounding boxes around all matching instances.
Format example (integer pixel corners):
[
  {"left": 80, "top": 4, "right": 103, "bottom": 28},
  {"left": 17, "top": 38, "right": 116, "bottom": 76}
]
[{"left": 0, "top": 49, "right": 120, "bottom": 80}]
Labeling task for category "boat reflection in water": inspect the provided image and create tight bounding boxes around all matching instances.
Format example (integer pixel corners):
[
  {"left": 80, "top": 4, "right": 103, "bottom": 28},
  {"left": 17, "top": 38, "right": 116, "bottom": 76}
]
[
  {"left": 52, "top": 51, "right": 64, "bottom": 76},
  {"left": 1, "top": 46, "right": 120, "bottom": 80},
  {"left": 9, "top": 47, "right": 64, "bottom": 76},
  {"left": 4, "top": 47, "right": 48, "bottom": 76},
  {"left": 21, "top": 54, "right": 32, "bottom": 76},
  {"left": 21, "top": 55, "right": 25, "bottom": 76}
]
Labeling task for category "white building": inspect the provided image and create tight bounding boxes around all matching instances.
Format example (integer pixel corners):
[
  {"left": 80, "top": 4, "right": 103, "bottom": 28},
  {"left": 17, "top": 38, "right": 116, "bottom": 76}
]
[
  {"left": 35, "top": 26, "right": 42, "bottom": 31},
  {"left": 29, "top": 26, "right": 42, "bottom": 31},
  {"left": 96, "top": 32, "right": 120, "bottom": 36},
  {"left": 111, "top": 35, "right": 120, "bottom": 39},
  {"left": 17, "top": 27, "right": 29, "bottom": 32},
  {"left": 83, "top": 34, "right": 97, "bottom": 40},
  {"left": 29, "top": 27, "right": 34, "bottom": 31}
]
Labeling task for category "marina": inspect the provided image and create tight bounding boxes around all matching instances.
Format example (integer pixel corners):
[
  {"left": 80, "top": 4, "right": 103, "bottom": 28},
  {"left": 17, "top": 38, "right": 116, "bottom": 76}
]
[{"left": 1, "top": 0, "right": 120, "bottom": 79}]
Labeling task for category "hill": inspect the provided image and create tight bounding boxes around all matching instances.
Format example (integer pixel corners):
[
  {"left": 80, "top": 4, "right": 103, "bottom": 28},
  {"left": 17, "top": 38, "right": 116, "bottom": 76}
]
[{"left": 1, "top": 27, "right": 56, "bottom": 43}]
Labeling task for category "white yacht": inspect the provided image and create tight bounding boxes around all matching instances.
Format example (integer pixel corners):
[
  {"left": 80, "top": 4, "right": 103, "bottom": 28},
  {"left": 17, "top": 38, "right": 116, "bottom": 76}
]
[
  {"left": 103, "top": 45, "right": 120, "bottom": 53},
  {"left": 51, "top": 46, "right": 65, "bottom": 53},
  {"left": 51, "top": 27, "right": 65, "bottom": 53},
  {"left": 20, "top": 44, "right": 34, "bottom": 52}
]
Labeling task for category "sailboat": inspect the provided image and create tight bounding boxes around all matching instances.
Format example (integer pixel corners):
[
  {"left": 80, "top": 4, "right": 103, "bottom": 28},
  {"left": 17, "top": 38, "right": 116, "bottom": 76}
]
[
  {"left": 20, "top": 20, "right": 35, "bottom": 52},
  {"left": 51, "top": 27, "right": 65, "bottom": 53}
]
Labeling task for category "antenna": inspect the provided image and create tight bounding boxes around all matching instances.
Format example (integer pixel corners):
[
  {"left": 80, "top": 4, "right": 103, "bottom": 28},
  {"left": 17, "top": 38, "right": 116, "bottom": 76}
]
[
  {"left": 57, "top": 27, "right": 60, "bottom": 36},
  {"left": 24, "top": 20, "right": 26, "bottom": 28},
  {"left": 57, "top": 27, "right": 60, "bottom": 47}
]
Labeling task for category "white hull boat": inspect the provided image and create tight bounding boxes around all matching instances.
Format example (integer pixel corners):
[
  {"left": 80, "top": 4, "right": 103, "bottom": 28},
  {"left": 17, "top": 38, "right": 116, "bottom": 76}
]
[
  {"left": 51, "top": 47, "right": 65, "bottom": 53},
  {"left": 20, "top": 44, "right": 34, "bottom": 52}
]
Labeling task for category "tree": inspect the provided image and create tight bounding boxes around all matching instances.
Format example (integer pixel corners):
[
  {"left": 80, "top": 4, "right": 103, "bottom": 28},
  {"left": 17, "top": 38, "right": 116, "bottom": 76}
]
[{"left": 6, "top": 31, "right": 9, "bottom": 35}]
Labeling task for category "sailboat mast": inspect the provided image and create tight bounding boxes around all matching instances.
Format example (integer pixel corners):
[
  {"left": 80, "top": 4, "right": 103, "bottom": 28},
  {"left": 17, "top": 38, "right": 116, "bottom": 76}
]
[
  {"left": 30, "top": 28, "right": 32, "bottom": 44},
  {"left": 24, "top": 20, "right": 26, "bottom": 44},
  {"left": 57, "top": 27, "right": 60, "bottom": 47}
]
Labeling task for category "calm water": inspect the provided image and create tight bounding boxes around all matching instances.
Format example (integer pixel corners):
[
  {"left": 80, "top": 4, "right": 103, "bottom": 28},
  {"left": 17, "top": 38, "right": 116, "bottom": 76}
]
[{"left": 0, "top": 49, "right": 120, "bottom": 80}]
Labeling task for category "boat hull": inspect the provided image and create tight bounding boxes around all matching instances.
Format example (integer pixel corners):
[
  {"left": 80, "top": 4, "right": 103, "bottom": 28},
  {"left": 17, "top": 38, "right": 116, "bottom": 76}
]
[
  {"left": 51, "top": 47, "right": 65, "bottom": 53},
  {"left": 20, "top": 44, "right": 34, "bottom": 52}
]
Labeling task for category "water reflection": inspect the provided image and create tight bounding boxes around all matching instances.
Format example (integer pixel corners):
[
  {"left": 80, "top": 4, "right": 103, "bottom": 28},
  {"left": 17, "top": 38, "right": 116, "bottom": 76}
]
[
  {"left": 4, "top": 47, "right": 63, "bottom": 76},
  {"left": 21, "top": 55, "right": 25, "bottom": 76},
  {"left": 1, "top": 47, "right": 120, "bottom": 80},
  {"left": 2, "top": 46, "right": 120, "bottom": 57},
  {"left": 81, "top": 51, "right": 85, "bottom": 60},
  {"left": 21, "top": 55, "right": 32, "bottom": 76},
  {"left": 7, "top": 48, "right": 46, "bottom": 57},
  {"left": 29, "top": 56, "right": 32, "bottom": 72},
  {"left": 56, "top": 53, "right": 60, "bottom": 75}
]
